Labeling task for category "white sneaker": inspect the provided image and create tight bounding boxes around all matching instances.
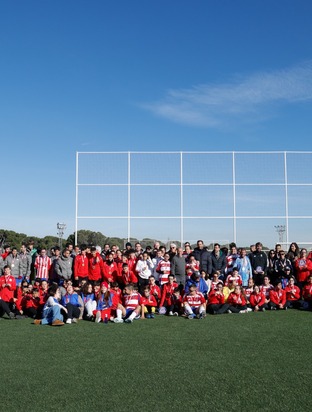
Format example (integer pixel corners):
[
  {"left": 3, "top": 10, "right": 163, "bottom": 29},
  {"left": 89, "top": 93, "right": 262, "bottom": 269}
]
[
  {"left": 169, "top": 311, "right": 174, "bottom": 316},
  {"left": 114, "top": 318, "right": 124, "bottom": 323},
  {"left": 66, "top": 318, "right": 72, "bottom": 324},
  {"left": 227, "top": 310, "right": 232, "bottom": 314},
  {"left": 173, "top": 312, "right": 179, "bottom": 316},
  {"left": 246, "top": 308, "right": 252, "bottom": 312},
  {"left": 95, "top": 312, "right": 101, "bottom": 323},
  {"left": 239, "top": 310, "right": 247, "bottom": 314},
  {"left": 72, "top": 318, "right": 78, "bottom": 323}
]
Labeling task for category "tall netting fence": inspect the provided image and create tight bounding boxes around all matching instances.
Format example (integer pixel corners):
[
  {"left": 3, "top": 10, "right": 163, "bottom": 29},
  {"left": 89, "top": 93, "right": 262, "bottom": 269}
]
[{"left": 76, "top": 152, "right": 312, "bottom": 249}]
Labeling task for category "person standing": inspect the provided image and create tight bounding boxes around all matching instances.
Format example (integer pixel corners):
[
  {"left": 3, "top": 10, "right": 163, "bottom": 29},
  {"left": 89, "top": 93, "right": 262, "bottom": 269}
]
[
  {"left": 171, "top": 247, "right": 186, "bottom": 288},
  {"left": 34, "top": 248, "right": 52, "bottom": 280}
]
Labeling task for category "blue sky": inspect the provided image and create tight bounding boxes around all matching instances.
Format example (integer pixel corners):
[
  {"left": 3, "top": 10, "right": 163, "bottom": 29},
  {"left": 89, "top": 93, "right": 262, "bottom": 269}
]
[{"left": 1, "top": 0, "right": 312, "bottom": 246}]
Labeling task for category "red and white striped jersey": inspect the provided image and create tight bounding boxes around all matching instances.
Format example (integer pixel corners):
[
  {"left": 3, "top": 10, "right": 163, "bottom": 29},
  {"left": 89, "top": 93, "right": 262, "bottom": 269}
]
[
  {"left": 35, "top": 255, "right": 52, "bottom": 279},
  {"left": 225, "top": 274, "right": 242, "bottom": 286},
  {"left": 260, "top": 284, "right": 274, "bottom": 298},
  {"left": 183, "top": 292, "right": 206, "bottom": 308},
  {"left": 157, "top": 261, "right": 171, "bottom": 285},
  {"left": 123, "top": 292, "right": 141, "bottom": 310}
]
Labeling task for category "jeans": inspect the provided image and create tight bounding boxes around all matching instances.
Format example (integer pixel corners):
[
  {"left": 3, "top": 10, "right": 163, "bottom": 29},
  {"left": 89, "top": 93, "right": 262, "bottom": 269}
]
[{"left": 42, "top": 305, "right": 64, "bottom": 325}]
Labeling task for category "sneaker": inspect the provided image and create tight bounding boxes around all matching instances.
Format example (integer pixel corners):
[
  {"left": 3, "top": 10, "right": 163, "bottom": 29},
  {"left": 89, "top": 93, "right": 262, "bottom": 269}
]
[
  {"left": 261, "top": 308, "right": 266, "bottom": 312},
  {"left": 227, "top": 310, "right": 232, "bottom": 314},
  {"left": 271, "top": 307, "right": 277, "bottom": 311},
  {"left": 146, "top": 314, "right": 151, "bottom": 319},
  {"left": 239, "top": 310, "right": 247, "bottom": 314},
  {"left": 150, "top": 313, "right": 155, "bottom": 319},
  {"left": 66, "top": 318, "right": 72, "bottom": 324},
  {"left": 173, "top": 312, "right": 179, "bottom": 316},
  {"left": 188, "top": 314, "right": 195, "bottom": 319},
  {"left": 169, "top": 311, "right": 174, "bottom": 316},
  {"left": 246, "top": 308, "right": 252, "bottom": 312},
  {"left": 95, "top": 312, "right": 101, "bottom": 323},
  {"left": 9, "top": 312, "right": 15, "bottom": 319},
  {"left": 134, "top": 315, "right": 141, "bottom": 320},
  {"left": 199, "top": 312, "right": 205, "bottom": 319},
  {"left": 113, "top": 318, "right": 124, "bottom": 323},
  {"left": 52, "top": 319, "right": 65, "bottom": 326},
  {"left": 15, "top": 314, "right": 25, "bottom": 320},
  {"left": 33, "top": 319, "right": 42, "bottom": 325},
  {"left": 125, "top": 318, "right": 133, "bottom": 323},
  {"left": 72, "top": 318, "right": 78, "bottom": 323}
]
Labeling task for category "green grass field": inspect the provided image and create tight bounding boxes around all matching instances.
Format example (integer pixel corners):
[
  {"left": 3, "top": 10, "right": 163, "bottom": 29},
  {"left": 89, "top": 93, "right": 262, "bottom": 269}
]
[{"left": 1, "top": 310, "right": 312, "bottom": 412}]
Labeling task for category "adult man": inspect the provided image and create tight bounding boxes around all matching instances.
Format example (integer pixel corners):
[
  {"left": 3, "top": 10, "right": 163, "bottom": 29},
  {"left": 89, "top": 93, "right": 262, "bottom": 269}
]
[
  {"left": 19, "top": 244, "right": 32, "bottom": 281},
  {"left": 34, "top": 248, "right": 52, "bottom": 280},
  {"left": 55, "top": 249, "right": 73, "bottom": 284},
  {"left": 192, "top": 240, "right": 212, "bottom": 275},
  {"left": 171, "top": 247, "right": 186, "bottom": 287},
  {"left": 249, "top": 242, "right": 268, "bottom": 285},
  {"left": 5, "top": 247, "right": 22, "bottom": 285},
  {"left": 210, "top": 243, "right": 227, "bottom": 280}
]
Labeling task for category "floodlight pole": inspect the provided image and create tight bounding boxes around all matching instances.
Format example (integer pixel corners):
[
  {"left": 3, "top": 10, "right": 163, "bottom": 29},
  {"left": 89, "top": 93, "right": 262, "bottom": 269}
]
[{"left": 57, "top": 222, "right": 67, "bottom": 249}]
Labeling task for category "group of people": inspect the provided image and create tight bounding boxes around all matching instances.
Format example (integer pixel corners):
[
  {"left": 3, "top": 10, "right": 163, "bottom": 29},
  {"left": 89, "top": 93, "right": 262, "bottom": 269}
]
[{"left": 0, "top": 239, "right": 311, "bottom": 326}]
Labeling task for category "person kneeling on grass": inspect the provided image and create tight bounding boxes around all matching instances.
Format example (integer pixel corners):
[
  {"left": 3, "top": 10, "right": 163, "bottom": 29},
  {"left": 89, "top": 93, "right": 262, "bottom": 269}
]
[
  {"left": 269, "top": 281, "right": 286, "bottom": 310},
  {"left": 249, "top": 285, "right": 267, "bottom": 312},
  {"left": 61, "top": 283, "right": 83, "bottom": 324},
  {"left": 34, "top": 285, "right": 66, "bottom": 326},
  {"left": 114, "top": 284, "right": 141, "bottom": 324},
  {"left": 183, "top": 284, "right": 206, "bottom": 319},
  {"left": 227, "top": 285, "right": 252, "bottom": 314},
  {"left": 207, "top": 282, "right": 230, "bottom": 315},
  {"left": 159, "top": 274, "right": 178, "bottom": 316},
  {"left": 94, "top": 282, "right": 119, "bottom": 323},
  {"left": 140, "top": 286, "right": 157, "bottom": 319}
]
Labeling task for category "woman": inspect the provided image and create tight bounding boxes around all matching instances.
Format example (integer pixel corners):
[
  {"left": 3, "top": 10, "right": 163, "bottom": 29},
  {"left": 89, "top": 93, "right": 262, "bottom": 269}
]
[
  {"left": 61, "top": 283, "right": 83, "bottom": 324},
  {"left": 234, "top": 248, "right": 252, "bottom": 287},
  {"left": 34, "top": 285, "right": 66, "bottom": 326},
  {"left": 249, "top": 285, "right": 266, "bottom": 312},
  {"left": 227, "top": 285, "right": 251, "bottom": 314},
  {"left": 94, "top": 282, "right": 119, "bottom": 323},
  {"left": 81, "top": 282, "right": 96, "bottom": 320},
  {"left": 294, "top": 249, "right": 312, "bottom": 289},
  {"left": 207, "top": 282, "right": 229, "bottom": 315},
  {"left": 285, "top": 277, "right": 301, "bottom": 309}
]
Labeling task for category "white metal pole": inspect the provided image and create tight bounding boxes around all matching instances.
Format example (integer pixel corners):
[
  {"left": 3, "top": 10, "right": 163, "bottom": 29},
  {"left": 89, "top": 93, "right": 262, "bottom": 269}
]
[
  {"left": 75, "top": 152, "right": 79, "bottom": 245},
  {"left": 180, "top": 152, "right": 184, "bottom": 246},
  {"left": 128, "top": 152, "right": 131, "bottom": 242},
  {"left": 284, "top": 151, "right": 289, "bottom": 246},
  {"left": 232, "top": 152, "right": 237, "bottom": 244}
]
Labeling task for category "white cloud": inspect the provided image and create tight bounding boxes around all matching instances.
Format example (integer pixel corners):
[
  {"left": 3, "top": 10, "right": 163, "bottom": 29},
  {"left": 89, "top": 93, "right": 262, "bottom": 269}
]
[{"left": 143, "top": 61, "right": 312, "bottom": 128}]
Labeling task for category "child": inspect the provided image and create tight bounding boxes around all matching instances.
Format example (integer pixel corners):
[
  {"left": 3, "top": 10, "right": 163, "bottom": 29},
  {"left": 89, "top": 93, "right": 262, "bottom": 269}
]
[
  {"left": 114, "top": 284, "right": 141, "bottom": 323},
  {"left": 81, "top": 282, "right": 96, "bottom": 320},
  {"left": 249, "top": 285, "right": 266, "bottom": 312},
  {"left": 94, "top": 282, "right": 118, "bottom": 323},
  {"left": 171, "top": 287, "right": 183, "bottom": 316},
  {"left": 183, "top": 284, "right": 206, "bottom": 319},
  {"left": 284, "top": 277, "right": 301, "bottom": 309},
  {"left": 260, "top": 276, "right": 274, "bottom": 307},
  {"left": 227, "top": 285, "right": 251, "bottom": 314},
  {"left": 61, "top": 283, "right": 83, "bottom": 323},
  {"left": 140, "top": 286, "right": 157, "bottom": 319},
  {"left": 269, "top": 281, "right": 286, "bottom": 310},
  {"left": 148, "top": 275, "right": 161, "bottom": 304},
  {"left": 207, "top": 282, "right": 229, "bottom": 315},
  {"left": 225, "top": 268, "right": 242, "bottom": 287},
  {"left": 21, "top": 288, "right": 42, "bottom": 318},
  {"left": 156, "top": 253, "right": 171, "bottom": 286},
  {"left": 159, "top": 274, "right": 178, "bottom": 315},
  {"left": 120, "top": 263, "right": 138, "bottom": 288}
]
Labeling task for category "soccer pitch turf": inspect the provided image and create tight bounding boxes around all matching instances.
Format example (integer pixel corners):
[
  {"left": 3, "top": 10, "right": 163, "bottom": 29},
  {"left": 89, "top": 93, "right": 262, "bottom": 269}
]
[{"left": 1, "top": 311, "right": 311, "bottom": 412}]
